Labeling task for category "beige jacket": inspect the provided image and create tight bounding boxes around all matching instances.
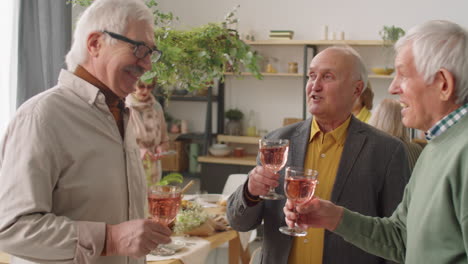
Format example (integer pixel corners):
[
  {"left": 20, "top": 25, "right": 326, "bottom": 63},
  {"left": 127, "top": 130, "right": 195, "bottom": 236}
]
[{"left": 0, "top": 70, "right": 146, "bottom": 264}]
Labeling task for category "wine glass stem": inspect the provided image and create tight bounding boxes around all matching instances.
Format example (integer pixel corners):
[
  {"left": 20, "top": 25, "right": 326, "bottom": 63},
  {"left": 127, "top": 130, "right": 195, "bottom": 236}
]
[{"left": 293, "top": 204, "right": 304, "bottom": 232}]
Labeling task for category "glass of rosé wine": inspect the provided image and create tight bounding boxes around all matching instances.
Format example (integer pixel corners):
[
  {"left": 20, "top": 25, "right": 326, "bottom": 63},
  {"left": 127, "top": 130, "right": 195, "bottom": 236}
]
[
  {"left": 147, "top": 185, "right": 182, "bottom": 256},
  {"left": 258, "top": 138, "right": 289, "bottom": 200},
  {"left": 279, "top": 167, "right": 318, "bottom": 236}
]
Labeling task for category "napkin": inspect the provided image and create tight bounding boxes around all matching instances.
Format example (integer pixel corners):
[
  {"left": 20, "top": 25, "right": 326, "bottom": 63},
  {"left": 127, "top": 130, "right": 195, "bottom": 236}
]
[{"left": 146, "top": 236, "right": 211, "bottom": 264}]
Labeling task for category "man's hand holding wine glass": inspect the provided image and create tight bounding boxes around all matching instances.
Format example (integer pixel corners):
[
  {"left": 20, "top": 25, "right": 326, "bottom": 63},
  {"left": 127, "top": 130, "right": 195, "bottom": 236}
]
[
  {"left": 104, "top": 219, "right": 172, "bottom": 258},
  {"left": 283, "top": 197, "right": 345, "bottom": 232},
  {"left": 247, "top": 166, "right": 280, "bottom": 196}
]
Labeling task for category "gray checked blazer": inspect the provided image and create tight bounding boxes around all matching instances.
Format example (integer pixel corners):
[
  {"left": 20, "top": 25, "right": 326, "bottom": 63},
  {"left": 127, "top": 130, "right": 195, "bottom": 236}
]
[{"left": 227, "top": 116, "right": 410, "bottom": 264}]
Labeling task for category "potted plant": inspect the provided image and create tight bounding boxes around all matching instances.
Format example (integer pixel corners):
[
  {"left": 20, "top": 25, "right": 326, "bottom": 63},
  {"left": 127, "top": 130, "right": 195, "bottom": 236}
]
[
  {"left": 68, "top": 1, "right": 263, "bottom": 95},
  {"left": 225, "top": 108, "right": 244, "bottom": 136},
  {"left": 375, "top": 25, "right": 405, "bottom": 74}
]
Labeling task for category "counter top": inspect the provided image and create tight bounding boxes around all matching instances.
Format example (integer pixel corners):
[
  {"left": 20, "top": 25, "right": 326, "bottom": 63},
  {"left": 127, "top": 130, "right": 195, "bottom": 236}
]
[{"left": 198, "top": 155, "right": 257, "bottom": 166}]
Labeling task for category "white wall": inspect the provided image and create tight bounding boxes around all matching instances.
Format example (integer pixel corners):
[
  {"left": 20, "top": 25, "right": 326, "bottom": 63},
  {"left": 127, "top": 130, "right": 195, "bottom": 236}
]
[{"left": 73, "top": 0, "right": 468, "bottom": 134}]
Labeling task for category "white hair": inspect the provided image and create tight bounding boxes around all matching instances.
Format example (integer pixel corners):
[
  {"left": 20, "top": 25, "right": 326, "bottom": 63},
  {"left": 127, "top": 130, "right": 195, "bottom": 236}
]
[
  {"left": 327, "top": 46, "right": 368, "bottom": 90},
  {"left": 65, "top": 0, "right": 153, "bottom": 71},
  {"left": 369, "top": 99, "right": 409, "bottom": 143},
  {"left": 395, "top": 20, "right": 468, "bottom": 104}
]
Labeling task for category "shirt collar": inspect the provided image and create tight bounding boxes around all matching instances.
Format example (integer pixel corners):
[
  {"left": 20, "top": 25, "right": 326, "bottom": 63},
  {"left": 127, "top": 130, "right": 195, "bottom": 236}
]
[
  {"left": 425, "top": 103, "right": 468, "bottom": 140},
  {"left": 74, "top": 65, "right": 125, "bottom": 110},
  {"left": 309, "top": 115, "right": 351, "bottom": 146}
]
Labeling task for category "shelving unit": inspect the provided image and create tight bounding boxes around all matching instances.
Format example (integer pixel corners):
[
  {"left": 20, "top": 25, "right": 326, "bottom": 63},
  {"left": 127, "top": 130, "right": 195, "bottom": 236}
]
[
  {"left": 368, "top": 74, "right": 394, "bottom": 79},
  {"left": 155, "top": 85, "right": 225, "bottom": 156},
  {"left": 198, "top": 134, "right": 260, "bottom": 193},
  {"left": 232, "top": 40, "right": 395, "bottom": 119},
  {"left": 198, "top": 134, "right": 260, "bottom": 166},
  {"left": 217, "top": 134, "right": 261, "bottom": 144}
]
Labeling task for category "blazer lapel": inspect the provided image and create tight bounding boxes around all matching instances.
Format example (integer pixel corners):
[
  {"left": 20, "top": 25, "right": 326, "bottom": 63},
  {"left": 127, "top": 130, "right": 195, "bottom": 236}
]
[
  {"left": 287, "top": 118, "right": 312, "bottom": 169},
  {"left": 331, "top": 116, "right": 367, "bottom": 203}
]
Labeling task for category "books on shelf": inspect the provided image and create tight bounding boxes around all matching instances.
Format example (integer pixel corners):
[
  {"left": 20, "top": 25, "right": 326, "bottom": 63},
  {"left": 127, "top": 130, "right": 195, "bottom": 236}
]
[{"left": 269, "top": 30, "right": 294, "bottom": 40}]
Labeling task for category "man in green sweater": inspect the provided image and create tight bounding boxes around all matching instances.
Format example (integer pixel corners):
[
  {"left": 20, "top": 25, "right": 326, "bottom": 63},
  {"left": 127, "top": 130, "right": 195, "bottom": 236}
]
[{"left": 284, "top": 20, "right": 468, "bottom": 264}]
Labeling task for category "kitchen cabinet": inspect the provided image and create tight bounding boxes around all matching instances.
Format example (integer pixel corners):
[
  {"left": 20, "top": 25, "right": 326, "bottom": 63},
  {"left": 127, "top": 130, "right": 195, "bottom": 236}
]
[{"left": 198, "top": 135, "right": 259, "bottom": 193}]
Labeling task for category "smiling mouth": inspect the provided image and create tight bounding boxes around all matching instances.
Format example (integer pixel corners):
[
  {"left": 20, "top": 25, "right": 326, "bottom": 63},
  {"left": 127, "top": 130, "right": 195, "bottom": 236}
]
[
  {"left": 311, "top": 95, "right": 322, "bottom": 100},
  {"left": 124, "top": 66, "right": 144, "bottom": 80},
  {"left": 400, "top": 102, "right": 408, "bottom": 108}
]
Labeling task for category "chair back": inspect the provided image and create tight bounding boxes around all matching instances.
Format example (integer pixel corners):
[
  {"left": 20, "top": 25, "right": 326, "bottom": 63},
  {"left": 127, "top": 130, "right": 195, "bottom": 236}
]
[
  {"left": 249, "top": 247, "right": 262, "bottom": 264},
  {"left": 222, "top": 174, "right": 248, "bottom": 196}
]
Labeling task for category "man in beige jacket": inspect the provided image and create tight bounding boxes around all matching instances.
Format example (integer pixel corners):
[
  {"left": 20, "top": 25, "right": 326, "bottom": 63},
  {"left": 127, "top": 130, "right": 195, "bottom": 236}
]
[{"left": 0, "top": 0, "right": 171, "bottom": 263}]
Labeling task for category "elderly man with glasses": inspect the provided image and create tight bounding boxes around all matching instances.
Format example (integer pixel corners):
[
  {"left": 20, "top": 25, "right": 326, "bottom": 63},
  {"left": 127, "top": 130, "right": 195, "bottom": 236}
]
[{"left": 0, "top": 0, "right": 170, "bottom": 264}]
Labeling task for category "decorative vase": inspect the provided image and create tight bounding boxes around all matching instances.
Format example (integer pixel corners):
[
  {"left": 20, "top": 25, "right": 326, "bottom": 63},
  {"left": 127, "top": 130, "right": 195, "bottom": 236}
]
[{"left": 226, "top": 120, "right": 242, "bottom": 135}]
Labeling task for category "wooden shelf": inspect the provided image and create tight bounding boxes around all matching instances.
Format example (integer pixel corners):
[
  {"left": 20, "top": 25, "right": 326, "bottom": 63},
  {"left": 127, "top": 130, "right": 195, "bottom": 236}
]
[
  {"left": 245, "top": 39, "right": 384, "bottom": 46},
  {"left": 198, "top": 155, "right": 257, "bottom": 166},
  {"left": 368, "top": 74, "right": 394, "bottom": 79},
  {"left": 217, "top": 135, "right": 261, "bottom": 144},
  {"left": 225, "top": 72, "right": 303, "bottom": 77}
]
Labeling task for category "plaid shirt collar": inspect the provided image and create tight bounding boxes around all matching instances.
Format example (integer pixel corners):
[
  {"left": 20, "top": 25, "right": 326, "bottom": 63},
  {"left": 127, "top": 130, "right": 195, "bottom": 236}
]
[{"left": 425, "top": 103, "right": 468, "bottom": 141}]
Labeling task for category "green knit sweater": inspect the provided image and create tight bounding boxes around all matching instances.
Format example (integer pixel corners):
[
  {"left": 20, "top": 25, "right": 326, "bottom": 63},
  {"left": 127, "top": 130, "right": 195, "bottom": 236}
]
[{"left": 335, "top": 114, "right": 468, "bottom": 263}]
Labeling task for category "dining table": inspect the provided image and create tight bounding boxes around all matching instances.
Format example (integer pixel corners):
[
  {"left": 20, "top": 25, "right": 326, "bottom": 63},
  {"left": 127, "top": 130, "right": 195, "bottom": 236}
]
[{"left": 0, "top": 207, "right": 251, "bottom": 264}]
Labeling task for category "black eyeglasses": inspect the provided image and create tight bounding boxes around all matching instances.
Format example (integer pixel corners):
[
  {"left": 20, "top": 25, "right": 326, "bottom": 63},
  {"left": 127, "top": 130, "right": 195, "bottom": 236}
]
[{"left": 102, "top": 30, "right": 162, "bottom": 63}]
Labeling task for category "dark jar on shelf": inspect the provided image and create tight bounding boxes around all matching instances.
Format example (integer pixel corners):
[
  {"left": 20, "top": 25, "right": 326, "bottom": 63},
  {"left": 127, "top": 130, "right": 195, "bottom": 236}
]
[{"left": 226, "top": 120, "right": 242, "bottom": 136}]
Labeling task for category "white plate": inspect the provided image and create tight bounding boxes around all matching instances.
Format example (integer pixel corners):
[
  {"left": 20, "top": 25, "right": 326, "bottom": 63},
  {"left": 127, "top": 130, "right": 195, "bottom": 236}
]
[
  {"left": 182, "top": 194, "right": 197, "bottom": 201},
  {"left": 197, "top": 193, "right": 223, "bottom": 203},
  {"left": 162, "top": 239, "right": 185, "bottom": 252}
]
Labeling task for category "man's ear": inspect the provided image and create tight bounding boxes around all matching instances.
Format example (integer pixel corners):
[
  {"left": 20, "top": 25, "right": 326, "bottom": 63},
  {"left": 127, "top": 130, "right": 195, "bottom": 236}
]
[
  {"left": 87, "top": 32, "right": 103, "bottom": 58},
  {"left": 437, "top": 68, "right": 456, "bottom": 102},
  {"left": 354, "top": 80, "right": 364, "bottom": 98}
]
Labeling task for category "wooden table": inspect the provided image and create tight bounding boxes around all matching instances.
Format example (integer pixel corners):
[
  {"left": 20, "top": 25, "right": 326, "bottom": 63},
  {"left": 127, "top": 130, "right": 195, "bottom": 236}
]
[
  {"left": 150, "top": 229, "right": 250, "bottom": 264},
  {"left": 0, "top": 230, "right": 249, "bottom": 264}
]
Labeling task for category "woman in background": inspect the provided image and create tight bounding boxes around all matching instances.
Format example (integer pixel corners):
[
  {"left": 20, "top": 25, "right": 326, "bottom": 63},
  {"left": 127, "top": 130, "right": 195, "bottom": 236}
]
[
  {"left": 352, "top": 82, "right": 374, "bottom": 123},
  {"left": 369, "top": 98, "right": 423, "bottom": 171},
  {"left": 126, "top": 78, "right": 169, "bottom": 185}
]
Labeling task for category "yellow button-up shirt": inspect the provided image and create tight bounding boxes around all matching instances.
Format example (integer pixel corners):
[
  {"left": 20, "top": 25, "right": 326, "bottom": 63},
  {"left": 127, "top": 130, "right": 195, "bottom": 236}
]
[{"left": 288, "top": 116, "right": 351, "bottom": 264}]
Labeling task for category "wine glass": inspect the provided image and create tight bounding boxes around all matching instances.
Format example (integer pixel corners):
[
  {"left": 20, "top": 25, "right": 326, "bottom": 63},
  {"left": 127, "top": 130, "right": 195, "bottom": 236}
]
[
  {"left": 147, "top": 185, "right": 182, "bottom": 256},
  {"left": 258, "top": 138, "right": 289, "bottom": 200},
  {"left": 279, "top": 167, "right": 318, "bottom": 236}
]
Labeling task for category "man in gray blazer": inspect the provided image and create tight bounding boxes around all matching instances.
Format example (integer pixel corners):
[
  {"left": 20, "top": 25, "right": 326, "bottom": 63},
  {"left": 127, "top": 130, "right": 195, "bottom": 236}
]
[{"left": 227, "top": 46, "right": 410, "bottom": 264}]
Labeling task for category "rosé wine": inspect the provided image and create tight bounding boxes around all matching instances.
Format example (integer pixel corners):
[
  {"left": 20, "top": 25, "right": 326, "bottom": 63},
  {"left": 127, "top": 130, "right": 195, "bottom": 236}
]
[
  {"left": 148, "top": 194, "right": 181, "bottom": 226},
  {"left": 285, "top": 177, "right": 317, "bottom": 204},
  {"left": 260, "top": 145, "right": 289, "bottom": 172}
]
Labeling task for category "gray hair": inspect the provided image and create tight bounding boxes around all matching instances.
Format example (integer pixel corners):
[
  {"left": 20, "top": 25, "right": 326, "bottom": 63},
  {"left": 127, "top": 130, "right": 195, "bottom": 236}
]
[
  {"left": 65, "top": 0, "right": 153, "bottom": 71},
  {"left": 369, "top": 99, "right": 409, "bottom": 143},
  {"left": 327, "top": 46, "right": 368, "bottom": 90},
  {"left": 395, "top": 20, "right": 468, "bottom": 105}
]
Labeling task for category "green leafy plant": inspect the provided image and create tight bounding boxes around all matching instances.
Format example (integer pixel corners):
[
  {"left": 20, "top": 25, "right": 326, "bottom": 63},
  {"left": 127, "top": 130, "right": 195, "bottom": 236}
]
[
  {"left": 379, "top": 25, "right": 405, "bottom": 69},
  {"left": 379, "top": 25, "right": 406, "bottom": 45},
  {"left": 68, "top": 1, "right": 263, "bottom": 94},
  {"left": 225, "top": 108, "right": 244, "bottom": 121}
]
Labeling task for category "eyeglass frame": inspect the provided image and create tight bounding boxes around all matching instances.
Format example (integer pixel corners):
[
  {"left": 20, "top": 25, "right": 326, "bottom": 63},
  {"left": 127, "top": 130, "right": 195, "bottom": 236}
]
[{"left": 102, "top": 30, "right": 162, "bottom": 63}]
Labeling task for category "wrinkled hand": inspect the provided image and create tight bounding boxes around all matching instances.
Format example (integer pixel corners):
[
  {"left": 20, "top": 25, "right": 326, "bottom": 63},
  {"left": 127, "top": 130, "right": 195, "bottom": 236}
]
[
  {"left": 283, "top": 197, "right": 344, "bottom": 231},
  {"left": 247, "top": 166, "right": 279, "bottom": 196},
  {"left": 105, "top": 219, "right": 172, "bottom": 258}
]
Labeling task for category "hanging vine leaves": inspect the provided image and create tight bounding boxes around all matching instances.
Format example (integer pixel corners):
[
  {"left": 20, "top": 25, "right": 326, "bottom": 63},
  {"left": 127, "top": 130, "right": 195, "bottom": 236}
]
[{"left": 68, "top": 0, "right": 263, "bottom": 93}]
